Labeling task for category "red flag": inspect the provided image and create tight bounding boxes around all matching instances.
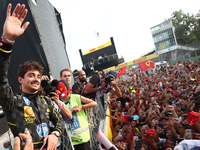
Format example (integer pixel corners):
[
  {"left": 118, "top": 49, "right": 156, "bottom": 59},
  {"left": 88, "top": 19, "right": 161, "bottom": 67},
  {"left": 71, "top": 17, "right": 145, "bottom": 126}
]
[
  {"left": 139, "top": 60, "right": 155, "bottom": 71},
  {"left": 117, "top": 66, "right": 126, "bottom": 78}
]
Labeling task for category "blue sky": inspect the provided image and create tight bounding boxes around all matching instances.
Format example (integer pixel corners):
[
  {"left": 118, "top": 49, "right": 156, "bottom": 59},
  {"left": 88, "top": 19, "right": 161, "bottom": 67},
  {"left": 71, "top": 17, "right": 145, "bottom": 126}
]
[{"left": 48, "top": 0, "right": 200, "bottom": 71}]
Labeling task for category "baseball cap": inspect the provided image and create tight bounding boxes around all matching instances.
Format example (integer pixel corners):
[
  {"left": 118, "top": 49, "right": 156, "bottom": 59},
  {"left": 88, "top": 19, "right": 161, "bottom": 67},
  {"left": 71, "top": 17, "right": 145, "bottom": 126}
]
[
  {"left": 145, "top": 129, "right": 156, "bottom": 137},
  {"left": 122, "top": 115, "right": 131, "bottom": 124},
  {"left": 159, "top": 116, "right": 169, "bottom": 121},
  {"left": 165, "top": 111, "right": 172, "bottom": 116},
  {"left": 133, "top": 115, "right": 139, "bottom": 121},
  {"left": 117, "top": 113, "right": 122, "bottom": 117},
  {"left": 56, "top": 80, "right": 69, "bottom": 98},
  {"left": 188, "top": 111, "right": 199, "bottom": 125},
  {"left": 107, "top": 71, "right": 117, "bottom": 79}
]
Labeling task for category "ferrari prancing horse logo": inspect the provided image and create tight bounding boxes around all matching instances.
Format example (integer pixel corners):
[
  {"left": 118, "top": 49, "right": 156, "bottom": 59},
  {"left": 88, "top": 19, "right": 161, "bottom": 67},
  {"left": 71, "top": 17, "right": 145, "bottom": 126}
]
[{"left": 145, "top": 61, "right": 150, "bottom": 66}]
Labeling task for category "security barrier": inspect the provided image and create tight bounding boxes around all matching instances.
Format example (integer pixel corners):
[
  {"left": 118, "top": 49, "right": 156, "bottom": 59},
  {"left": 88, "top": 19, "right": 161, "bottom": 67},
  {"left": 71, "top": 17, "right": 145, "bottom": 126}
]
[{"left": 58, "top": 94, "right": 108, "bottom": 150}]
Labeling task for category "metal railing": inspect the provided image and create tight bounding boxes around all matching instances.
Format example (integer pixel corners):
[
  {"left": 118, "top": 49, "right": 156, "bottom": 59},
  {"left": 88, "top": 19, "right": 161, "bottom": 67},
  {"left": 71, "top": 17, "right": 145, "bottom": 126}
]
[{"left": 58, "top": 94, "right": 108, "bottom": 150}]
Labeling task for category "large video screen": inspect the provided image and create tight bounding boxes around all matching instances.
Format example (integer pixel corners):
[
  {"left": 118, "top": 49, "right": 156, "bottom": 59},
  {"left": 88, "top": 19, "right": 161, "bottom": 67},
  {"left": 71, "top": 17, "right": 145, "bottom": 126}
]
[{"left": 79, "top": 37, "right": 117, "bottom": 64}]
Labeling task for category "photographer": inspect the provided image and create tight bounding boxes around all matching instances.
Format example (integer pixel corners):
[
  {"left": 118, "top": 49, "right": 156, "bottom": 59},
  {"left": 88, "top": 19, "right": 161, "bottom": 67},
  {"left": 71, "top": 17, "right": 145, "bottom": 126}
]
[
  {"left": 0, "top": 3, "right": 65, "bottom": 150},
  {"left": 72, "top": 70, "right": 87, "bottom": 94},
  {"left": 83, "top": 71, "right": 122, "bottom": 99}
]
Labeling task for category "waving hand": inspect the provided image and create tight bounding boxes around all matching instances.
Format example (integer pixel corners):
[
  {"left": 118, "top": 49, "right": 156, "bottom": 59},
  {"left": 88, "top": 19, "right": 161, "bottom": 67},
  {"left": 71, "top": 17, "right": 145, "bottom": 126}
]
[{"left": 3, "top": 3, "right": 29, "bottom": 42}]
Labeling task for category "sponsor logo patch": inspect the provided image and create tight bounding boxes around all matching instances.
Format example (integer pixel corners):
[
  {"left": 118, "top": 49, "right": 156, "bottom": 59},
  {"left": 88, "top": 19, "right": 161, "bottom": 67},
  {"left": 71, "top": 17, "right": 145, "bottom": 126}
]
[
  {"left": 37, "top": 123, "right": 49, "bottom": 137},
  {"left": 24, "top": 106, "right": 36, "bottom": 123},
  {"left": 23, "top": 97, "right": 30, "bottom": 105}
]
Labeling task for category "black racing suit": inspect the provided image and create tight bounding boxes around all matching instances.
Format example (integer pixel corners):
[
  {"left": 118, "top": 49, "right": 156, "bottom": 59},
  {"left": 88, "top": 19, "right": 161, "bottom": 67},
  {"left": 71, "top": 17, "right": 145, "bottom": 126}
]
[{"left": 0, "top": 42, "right": 65, "bottom": 149}]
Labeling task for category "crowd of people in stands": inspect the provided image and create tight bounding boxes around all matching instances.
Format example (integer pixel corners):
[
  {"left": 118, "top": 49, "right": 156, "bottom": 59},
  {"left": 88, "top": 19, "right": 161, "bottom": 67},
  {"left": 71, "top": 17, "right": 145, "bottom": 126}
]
[{"left": 107, "top": 59, "right": 200, "bottom": 150}]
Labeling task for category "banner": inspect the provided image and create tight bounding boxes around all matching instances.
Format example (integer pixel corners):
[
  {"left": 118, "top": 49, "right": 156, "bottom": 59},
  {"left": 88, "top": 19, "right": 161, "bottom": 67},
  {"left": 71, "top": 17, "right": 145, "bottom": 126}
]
[
  {"left": 82, "top": 40, "right": 112, "bottom": 56},
  {"left": 117, "top": 66, "right": 126, "bottom": 78},
  {"left": 139, "top": 60, "right": 155, "bottom": 71},
  {"left": 103, "top": 53, "right": 159, "bottom": 72}
]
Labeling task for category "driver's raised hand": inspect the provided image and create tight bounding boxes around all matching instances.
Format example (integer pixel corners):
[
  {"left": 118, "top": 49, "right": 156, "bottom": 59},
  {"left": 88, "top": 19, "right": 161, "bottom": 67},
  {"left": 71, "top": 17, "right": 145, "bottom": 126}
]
[{"left": 3, "top": 3, "right": 29, "bottom": 42}]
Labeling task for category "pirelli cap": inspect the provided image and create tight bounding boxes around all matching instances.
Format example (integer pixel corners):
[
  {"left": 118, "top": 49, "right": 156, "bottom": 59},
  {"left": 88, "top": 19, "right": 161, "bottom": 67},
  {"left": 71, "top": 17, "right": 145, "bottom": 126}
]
[
  {"left": 145, "top": 129, "right": 156, "bottom": 137},
  {"left": 56, "top": 80, "right": 69, "bottom": 98}
]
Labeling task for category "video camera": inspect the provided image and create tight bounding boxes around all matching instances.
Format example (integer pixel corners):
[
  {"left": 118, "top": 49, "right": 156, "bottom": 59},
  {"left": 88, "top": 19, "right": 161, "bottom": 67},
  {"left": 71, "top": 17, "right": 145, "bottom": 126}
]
[{"left": 41, "top": 79, "right": 59, "bottom": 97}]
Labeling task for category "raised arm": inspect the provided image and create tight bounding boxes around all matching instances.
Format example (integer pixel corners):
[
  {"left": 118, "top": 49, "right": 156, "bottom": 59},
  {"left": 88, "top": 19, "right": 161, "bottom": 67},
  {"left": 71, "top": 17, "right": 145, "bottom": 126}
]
[
  {"left": 0, "top": 3, "right": 29, "bottom": 110},
  {"left": 80, "top": 96, "right": 97, "bottom": 109}
]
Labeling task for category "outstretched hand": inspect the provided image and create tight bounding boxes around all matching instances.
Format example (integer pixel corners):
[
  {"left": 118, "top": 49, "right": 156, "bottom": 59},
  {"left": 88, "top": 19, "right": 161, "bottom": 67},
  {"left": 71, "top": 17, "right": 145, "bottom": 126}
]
[
  {"left": 3, "top": 3, "right": 29, "bottom": 41},
  {"left": 13, "top": 130, "right": 33, "bottom": 150}
]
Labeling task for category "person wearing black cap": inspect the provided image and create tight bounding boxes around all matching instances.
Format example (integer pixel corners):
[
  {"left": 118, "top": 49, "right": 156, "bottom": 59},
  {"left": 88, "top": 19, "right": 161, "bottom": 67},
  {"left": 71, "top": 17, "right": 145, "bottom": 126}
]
[{"left": 83, "top": 71, "right": 122, "bottom": 100}]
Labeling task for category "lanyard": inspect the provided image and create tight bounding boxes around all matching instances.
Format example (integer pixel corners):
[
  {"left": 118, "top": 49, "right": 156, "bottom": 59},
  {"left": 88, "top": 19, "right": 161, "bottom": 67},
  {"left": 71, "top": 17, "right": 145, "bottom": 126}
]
[{"left": 62, "top": 94, "right": 71, "bottom": 110}]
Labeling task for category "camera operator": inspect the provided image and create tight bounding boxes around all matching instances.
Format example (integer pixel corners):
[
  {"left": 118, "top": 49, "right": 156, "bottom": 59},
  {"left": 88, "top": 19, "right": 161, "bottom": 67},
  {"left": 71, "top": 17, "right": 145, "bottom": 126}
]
[
  {"left": 83, "top": 71, "right": 122, "bottom": 99},
  {"left": 0, "top": 3, "right": 65, "bottom": 150},
  {"left": 72, "top": 70, "right": 87, "bottom": 95}
]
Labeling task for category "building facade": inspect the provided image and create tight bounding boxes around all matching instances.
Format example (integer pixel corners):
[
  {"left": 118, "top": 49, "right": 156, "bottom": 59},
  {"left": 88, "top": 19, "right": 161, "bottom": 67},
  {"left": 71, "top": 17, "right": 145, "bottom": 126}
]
[
  {"left": 151, "top": 20, "right": 177, "bottom": 54},
  {"left": 150, "top": 20, "right": 196, "bottom": 62}
]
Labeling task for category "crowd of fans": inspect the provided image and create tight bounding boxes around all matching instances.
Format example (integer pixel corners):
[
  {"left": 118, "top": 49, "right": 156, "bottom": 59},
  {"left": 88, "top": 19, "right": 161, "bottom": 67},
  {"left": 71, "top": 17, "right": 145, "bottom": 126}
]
[
  {"left": 2, "top": 2, "right": 200, "bottom": 150},
  {"left": 107, "top": 59, "right": 200, "bottom": 150}
]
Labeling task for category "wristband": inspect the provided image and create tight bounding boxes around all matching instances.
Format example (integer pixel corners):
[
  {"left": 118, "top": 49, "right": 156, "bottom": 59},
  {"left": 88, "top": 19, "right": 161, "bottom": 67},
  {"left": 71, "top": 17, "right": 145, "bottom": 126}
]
[
  {"left": 60, "top": 104, "right": 64, "bottom": 110},
  {"left": 58, "top": 102, "right": 63, "bottom": 107},
  {"left": 25, "top": 139, "right": 32, "bottom": 142},
  {"left": 99, "top": 86, "right": 101, "bottom": 90},
  {"left": 1, "top": 35, "right": 15, "bottom": 45},
  {"left": 82, "top": 105, "right": 84, "bottom": 109}
]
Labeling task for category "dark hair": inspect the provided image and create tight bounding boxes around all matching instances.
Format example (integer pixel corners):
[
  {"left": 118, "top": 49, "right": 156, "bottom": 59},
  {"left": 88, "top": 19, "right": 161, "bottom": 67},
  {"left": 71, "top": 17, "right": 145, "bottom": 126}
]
[
  {"left": 121, "top": 122, "right": 129, "bottom": 128},
  {"left": 60, "top": 68, "right": 72, "bottom": 77},
  {"left": 165, "top": 138, "right": 176, "bottom": 146},
  {"left": 18, "top": 61, "right": 43, "bottom": 78}
]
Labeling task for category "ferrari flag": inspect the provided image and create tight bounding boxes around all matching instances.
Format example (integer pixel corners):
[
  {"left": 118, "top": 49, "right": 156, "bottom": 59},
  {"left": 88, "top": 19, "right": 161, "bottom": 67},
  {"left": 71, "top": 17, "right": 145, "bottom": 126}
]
[
  {"left": 139, "top": 60, "right": 155, "bottom": 71},
  {"left": 117, "top": 66, "right": 126, "bottom": 78}
]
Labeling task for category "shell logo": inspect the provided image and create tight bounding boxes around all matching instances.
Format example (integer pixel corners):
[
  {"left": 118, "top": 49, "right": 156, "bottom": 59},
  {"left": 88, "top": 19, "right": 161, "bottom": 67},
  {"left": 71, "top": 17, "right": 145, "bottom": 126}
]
[{"left": 24, "top": 106, "right": 35, "bottom": 117}]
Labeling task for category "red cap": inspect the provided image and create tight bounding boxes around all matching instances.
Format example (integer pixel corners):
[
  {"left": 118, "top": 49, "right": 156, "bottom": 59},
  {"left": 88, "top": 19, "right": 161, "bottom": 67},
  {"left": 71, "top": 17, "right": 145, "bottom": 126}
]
[
  {"left": 113, "top": 101, "right": 117, "bottom": 104},
  {"left": 145, "top": 129, "right": 156, "bottom": 137},
  {"left": 188, "top": 111, "right": 199, "bottom": 126},
  {"left": 56, "top": 81, "right": 68, "bottom": 98},
  {"left": 122, "top": 115, "right": 130, "bottom": 124},
  {"left": 145, "top": 78, "right": 148, "bottom": 81},
  {"left": 135, "top": 93, "right": 139, "bottom": 96},
  {"left": 154, "top": 88, "right": 158, "bottom": 91},
  {"left": 171, "top": 90, "right": 177, "bottom": 93},
  {"left": 117, "top": 113, "right": 122, "bottom": 117}
]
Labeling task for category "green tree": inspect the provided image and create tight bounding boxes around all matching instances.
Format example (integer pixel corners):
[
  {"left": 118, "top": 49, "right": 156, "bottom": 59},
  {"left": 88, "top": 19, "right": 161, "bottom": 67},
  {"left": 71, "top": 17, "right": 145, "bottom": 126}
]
[{"left": 170, "top": 9, "right": 200, "bottom": 45}]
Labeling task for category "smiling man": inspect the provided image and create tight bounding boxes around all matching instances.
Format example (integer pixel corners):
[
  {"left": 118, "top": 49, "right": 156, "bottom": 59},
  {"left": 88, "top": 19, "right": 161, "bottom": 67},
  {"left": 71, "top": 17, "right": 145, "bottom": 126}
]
[{"left": 0, "top": 3, "right": 65, "bottom": 150}]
